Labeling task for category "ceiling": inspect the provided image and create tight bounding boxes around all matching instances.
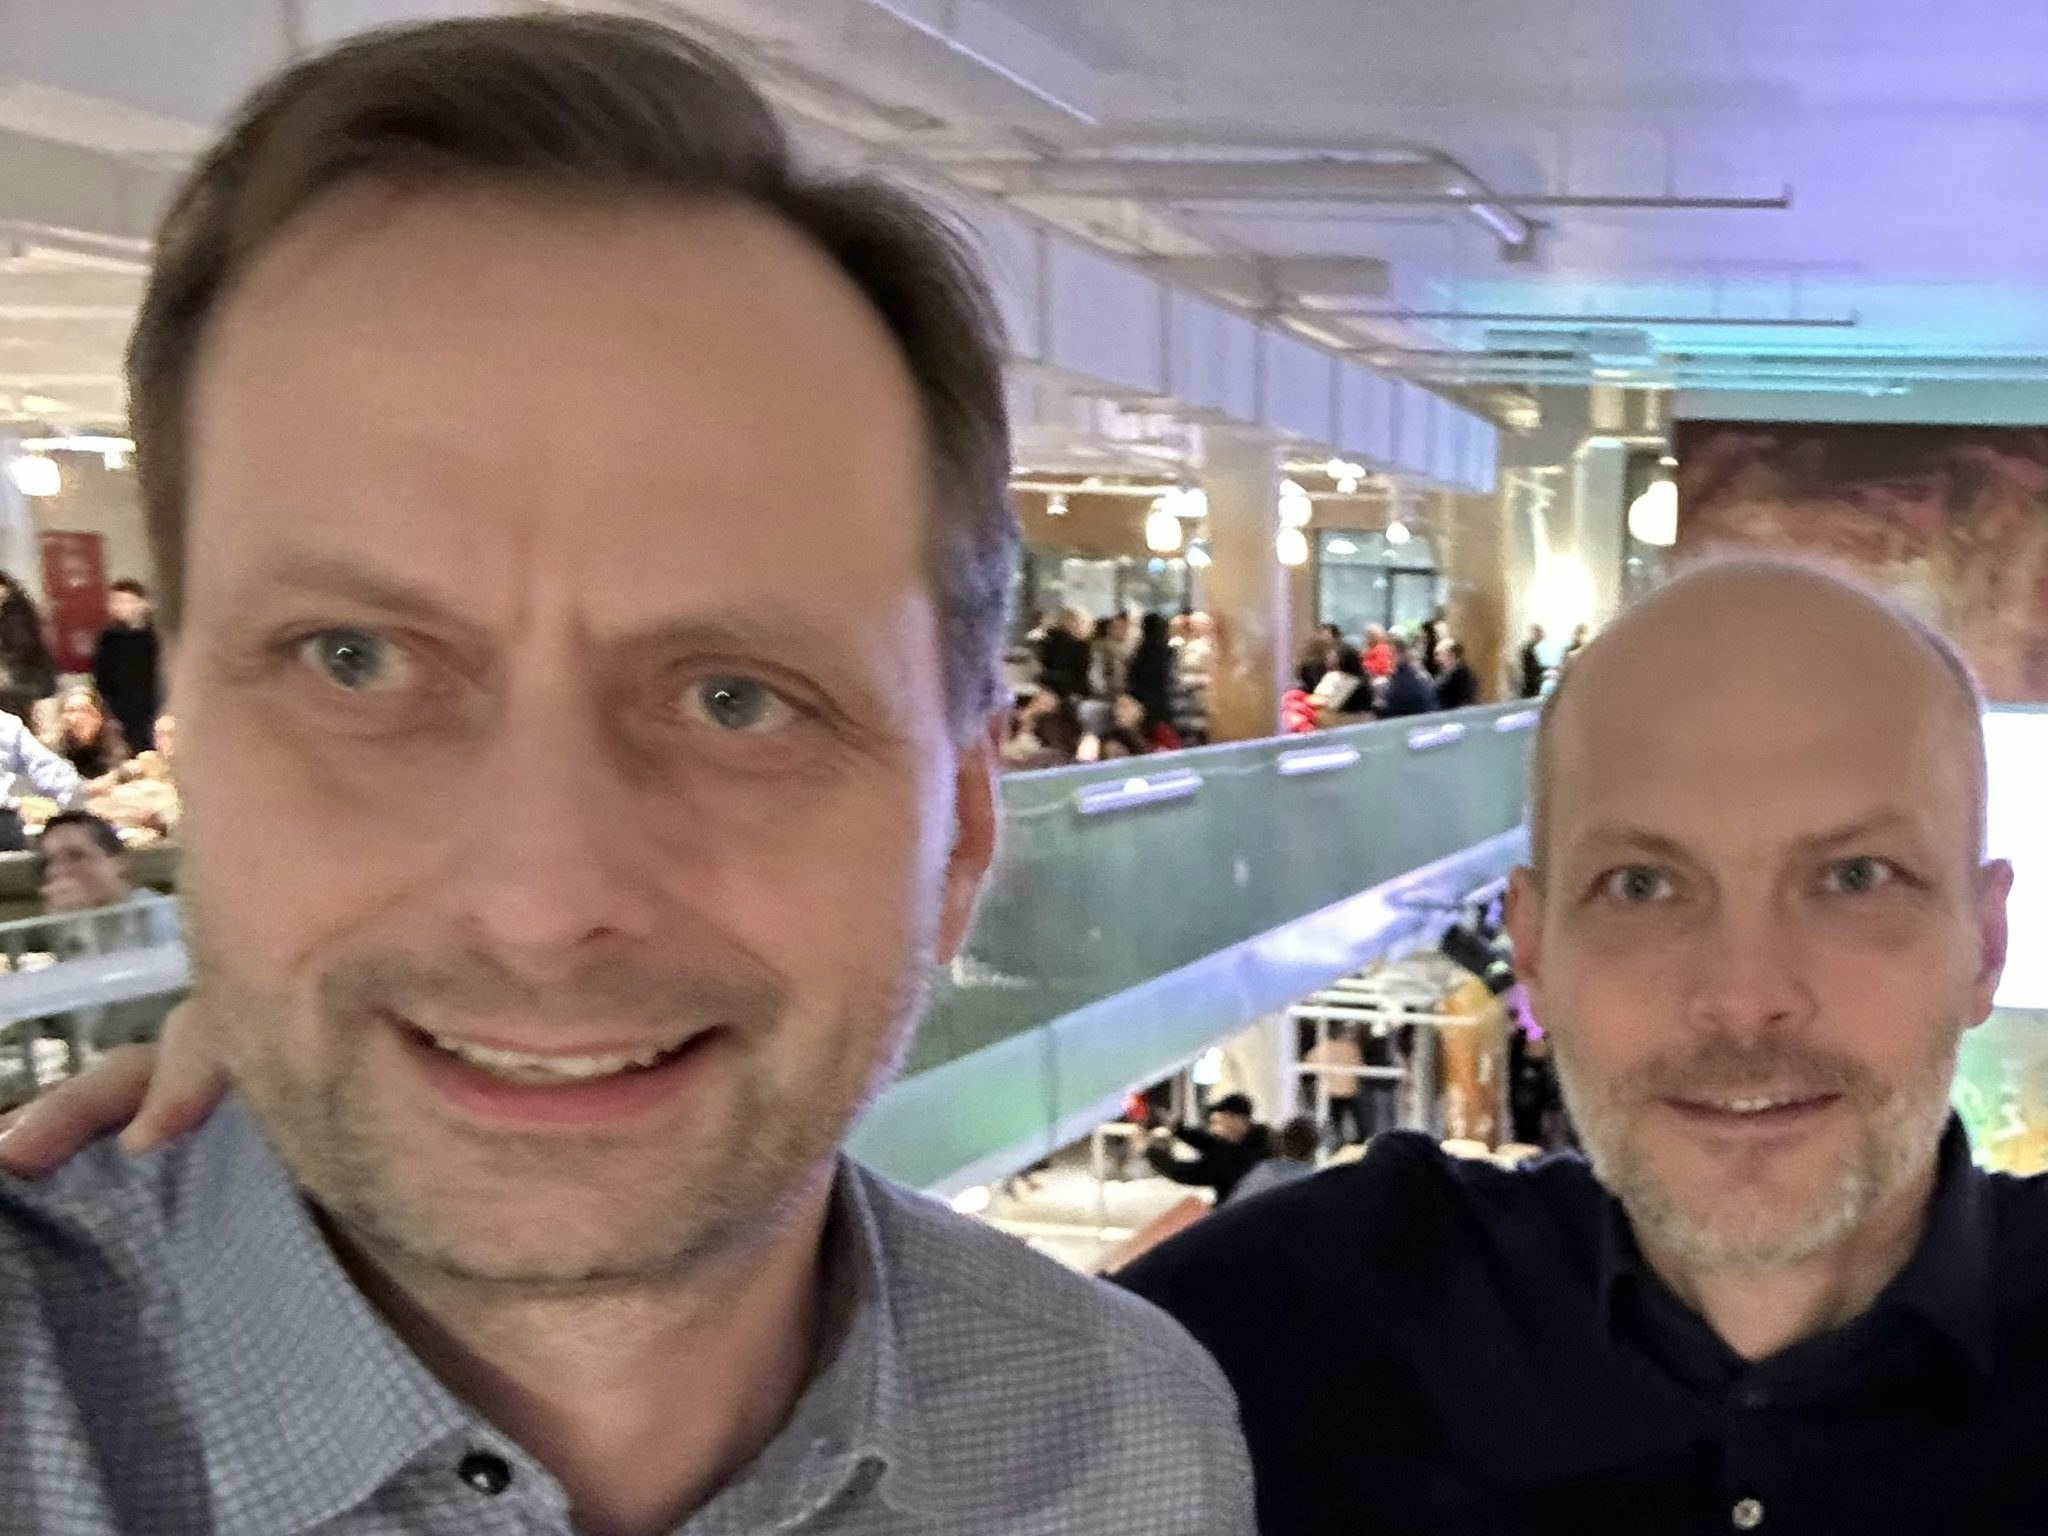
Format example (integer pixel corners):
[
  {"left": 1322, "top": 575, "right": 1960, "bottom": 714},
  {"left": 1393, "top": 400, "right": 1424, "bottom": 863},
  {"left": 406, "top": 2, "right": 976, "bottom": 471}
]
[
  {"left": 5, "top": 0, "right": 2048, "bottom": 432},
  {"left": 689, "top": 0, "right": 2048, "bottom": 397}
]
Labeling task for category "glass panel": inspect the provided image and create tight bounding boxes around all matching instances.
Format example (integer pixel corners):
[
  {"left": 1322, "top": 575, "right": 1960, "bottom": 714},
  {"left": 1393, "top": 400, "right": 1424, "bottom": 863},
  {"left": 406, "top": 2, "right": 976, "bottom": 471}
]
[{"left": 908, "top": 701, "right": 1537, "bottom": 1075}]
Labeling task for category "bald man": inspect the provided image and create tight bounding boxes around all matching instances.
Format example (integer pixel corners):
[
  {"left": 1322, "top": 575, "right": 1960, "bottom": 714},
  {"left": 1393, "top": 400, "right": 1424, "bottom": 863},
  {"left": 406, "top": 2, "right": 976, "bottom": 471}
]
[
  {"left": 10, "top": 560, "right": 2048, "bottom": 1531},
  {"left": 1119, "top": 558, "right": 2048, "bottom": 1534}
]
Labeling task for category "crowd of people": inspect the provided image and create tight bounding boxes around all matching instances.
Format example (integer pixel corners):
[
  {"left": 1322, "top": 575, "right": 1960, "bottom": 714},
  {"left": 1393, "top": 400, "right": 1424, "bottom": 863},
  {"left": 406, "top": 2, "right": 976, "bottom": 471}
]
[
  {"left": 1285, "top": 606, "right": 1480, "bottom": 732},
  {"left": 1005, "top": 605, "right": 1217, "bottom": 768},
  {"left": 0, "top": 577, "right": 178, "bottom": 851}
]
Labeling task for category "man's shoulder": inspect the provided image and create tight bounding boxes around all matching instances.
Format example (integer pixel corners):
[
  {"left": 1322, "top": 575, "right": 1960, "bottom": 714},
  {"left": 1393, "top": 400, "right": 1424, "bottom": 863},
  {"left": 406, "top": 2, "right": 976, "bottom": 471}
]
[
  {"left": 850, "top": 1162, "right": 1237, "bottom": 1407},
  {"left": 1988, "top": 1163, "right": 2048, "bottom": 1310},
  {"left": 0, "top": 1132, "right": 180, "bottom": 1266},
  {"left": 1120, "top": 1132, "right": 1604, "bottom": 1322},
  {"left": 851, "top": 1163, "right": 1254, "bottom": 1527}
]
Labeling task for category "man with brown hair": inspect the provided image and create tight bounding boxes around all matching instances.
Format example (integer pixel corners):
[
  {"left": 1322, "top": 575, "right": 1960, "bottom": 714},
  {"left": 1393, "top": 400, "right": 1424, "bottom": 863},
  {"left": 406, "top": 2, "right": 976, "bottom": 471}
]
[{"left": 0, "top": 15, "right": 1250, "bottom": 1535}]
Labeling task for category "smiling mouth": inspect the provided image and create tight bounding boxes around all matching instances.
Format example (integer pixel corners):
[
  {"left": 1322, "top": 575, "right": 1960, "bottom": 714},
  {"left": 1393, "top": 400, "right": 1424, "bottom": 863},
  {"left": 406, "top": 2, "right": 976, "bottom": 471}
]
[
  {"left": 402, "top": 1021, "right": 709, "bottom": 1086},
  {"left": 1669, "top": 1092, "right": 1841, "bottom": 1121}
]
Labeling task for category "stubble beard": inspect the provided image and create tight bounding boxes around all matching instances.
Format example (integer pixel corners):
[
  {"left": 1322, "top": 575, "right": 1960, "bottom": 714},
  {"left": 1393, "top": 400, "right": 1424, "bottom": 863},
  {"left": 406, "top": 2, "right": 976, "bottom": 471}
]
[
  {"left": 185, "top": 906, "right": 938, "bottom": 1303},
  {"left": 1555, "top": 1027, "right": 1959, "bottom": 1273}
]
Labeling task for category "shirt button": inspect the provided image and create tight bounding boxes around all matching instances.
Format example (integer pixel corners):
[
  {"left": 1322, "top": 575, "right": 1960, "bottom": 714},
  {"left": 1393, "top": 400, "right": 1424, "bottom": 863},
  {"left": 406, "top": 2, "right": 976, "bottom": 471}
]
[
  {"left": 1735, "top": 1385, "right": 1772, "bottom": 1409},
  {"left": 458, "top": 1452, "right": 513, "bottom": 1496},
  {"left": 1732, "top": 1497, "right": 1765, "bottom": 1531}
]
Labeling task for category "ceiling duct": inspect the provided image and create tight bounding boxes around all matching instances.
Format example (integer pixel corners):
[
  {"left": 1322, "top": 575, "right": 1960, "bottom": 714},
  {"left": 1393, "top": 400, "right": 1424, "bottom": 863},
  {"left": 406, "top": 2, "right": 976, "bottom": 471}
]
[
  {"left": 1142, "top": 254, "right": 1390, "bottom": 310},
  {"left": 940, "top": 140, "right": 1539, "bottom": 259}
]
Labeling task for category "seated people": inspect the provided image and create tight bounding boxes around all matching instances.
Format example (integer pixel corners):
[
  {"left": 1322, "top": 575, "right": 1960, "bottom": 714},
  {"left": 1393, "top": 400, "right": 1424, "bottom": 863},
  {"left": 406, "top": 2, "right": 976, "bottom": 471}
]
[
  {"left": 53, "top": 685, "right": 130, "bottom": 784},
  {"left": 1377, "top": 636, "right": 1439, "bottom": 717},
  {"left": 35, "top": 810, "right": 181, "bottom": 1059},
  {"left": 0, "top": 703, "right": 81, "bottom": 850},
  {"left": 1434, "top": 640, "right": 1478, "bottom": 710}
]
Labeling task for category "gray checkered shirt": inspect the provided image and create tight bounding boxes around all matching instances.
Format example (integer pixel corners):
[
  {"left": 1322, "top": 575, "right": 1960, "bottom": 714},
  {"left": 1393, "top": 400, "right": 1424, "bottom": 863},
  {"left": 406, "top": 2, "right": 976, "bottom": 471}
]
[{"left": 0, "top": 1099, "right": 1254, "bottom": 1534}]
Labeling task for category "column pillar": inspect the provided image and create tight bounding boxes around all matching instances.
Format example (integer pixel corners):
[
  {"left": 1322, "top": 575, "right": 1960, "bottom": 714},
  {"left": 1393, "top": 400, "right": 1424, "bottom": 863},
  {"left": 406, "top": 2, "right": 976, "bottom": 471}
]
[
  {"left": 1439, "top": 490, "right": 1508, "bottom": 702},
  {"left": 1200, "top": 429, "right": 1290, "bottom": 741}
]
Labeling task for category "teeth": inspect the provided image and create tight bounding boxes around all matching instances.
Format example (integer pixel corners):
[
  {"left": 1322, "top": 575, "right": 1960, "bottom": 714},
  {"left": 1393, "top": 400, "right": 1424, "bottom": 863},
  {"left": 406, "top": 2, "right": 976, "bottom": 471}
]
[
  {"left": 426, "top": 1034, "right": 682, "bottom": 1085},
  {"left": 1718, "top": 1096, "right": 1794, "bottom": 1115}
]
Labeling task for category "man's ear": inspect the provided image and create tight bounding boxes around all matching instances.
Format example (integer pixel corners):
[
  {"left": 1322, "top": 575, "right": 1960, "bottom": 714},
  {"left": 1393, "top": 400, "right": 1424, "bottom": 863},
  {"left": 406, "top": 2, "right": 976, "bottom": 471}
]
[
  {"left": 1966, "top": 858, "right": 2014, "bottom": 1027},
  {"left": 1505, "top": 864, "right": 1547, "bottom": 1008},
  {"left": 935, "top": 711, "right": 1005, "bottom": 966}
]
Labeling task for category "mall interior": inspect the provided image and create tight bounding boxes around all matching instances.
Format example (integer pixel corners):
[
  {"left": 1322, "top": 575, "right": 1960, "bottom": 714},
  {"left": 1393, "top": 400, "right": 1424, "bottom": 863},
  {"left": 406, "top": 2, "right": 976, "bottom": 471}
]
[{"left": 0, "top": 0, "right": 2041, "bottom": 1288}]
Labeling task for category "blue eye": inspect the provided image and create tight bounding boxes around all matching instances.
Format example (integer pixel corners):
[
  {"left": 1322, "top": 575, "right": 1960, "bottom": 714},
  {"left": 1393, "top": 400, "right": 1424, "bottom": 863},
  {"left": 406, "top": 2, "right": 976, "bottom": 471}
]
[
  {"left": 1599, "top": 865, "right": 1674, "bottom": 905},
  {"left": 684, "top": 677, "right": 797, "bottom": 734},
  {"left": 299, "top": 629, "right": 401, "bottom": 693},
  {"left": 1823, "top": 856, "right": 1898, "bottom": 896}
]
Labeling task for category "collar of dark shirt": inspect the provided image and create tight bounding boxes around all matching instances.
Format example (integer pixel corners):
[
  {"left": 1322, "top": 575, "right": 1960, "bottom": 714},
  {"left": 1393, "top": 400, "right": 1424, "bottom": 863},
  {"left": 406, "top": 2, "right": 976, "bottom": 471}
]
[
  {"left": 1597, "top": 1115, "right": 1996, "bottom": 1386},
  {"left": 166, "top": 1098, "right": 939, "bottom": 1536}
]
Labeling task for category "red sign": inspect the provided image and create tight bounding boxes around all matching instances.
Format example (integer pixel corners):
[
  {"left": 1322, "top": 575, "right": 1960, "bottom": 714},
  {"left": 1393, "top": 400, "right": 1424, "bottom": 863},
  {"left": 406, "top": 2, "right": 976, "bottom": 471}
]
[{"left": 40, "top": 531, "right": 107, "bottom": 674}]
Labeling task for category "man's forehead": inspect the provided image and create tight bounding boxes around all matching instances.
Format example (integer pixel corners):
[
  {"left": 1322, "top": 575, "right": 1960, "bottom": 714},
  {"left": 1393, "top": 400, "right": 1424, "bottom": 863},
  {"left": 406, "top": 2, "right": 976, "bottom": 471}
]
[{"left": 1543, "top": 564, "right": 1982, "bottom": 860}]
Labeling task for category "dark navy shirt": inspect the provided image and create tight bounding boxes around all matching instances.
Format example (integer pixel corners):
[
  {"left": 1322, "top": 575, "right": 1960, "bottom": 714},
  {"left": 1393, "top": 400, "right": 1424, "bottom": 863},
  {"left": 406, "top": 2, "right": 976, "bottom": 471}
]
[{"left": 1121, "top": 1122, "right": 2048, "bottom": 1536}]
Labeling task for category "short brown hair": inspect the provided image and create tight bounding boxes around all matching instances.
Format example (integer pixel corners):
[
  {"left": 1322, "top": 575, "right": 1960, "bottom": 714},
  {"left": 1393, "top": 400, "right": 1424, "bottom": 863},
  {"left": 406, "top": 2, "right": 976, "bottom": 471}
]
[{"left": 127, "top": 13, "right": 1018, "bottom": 729}]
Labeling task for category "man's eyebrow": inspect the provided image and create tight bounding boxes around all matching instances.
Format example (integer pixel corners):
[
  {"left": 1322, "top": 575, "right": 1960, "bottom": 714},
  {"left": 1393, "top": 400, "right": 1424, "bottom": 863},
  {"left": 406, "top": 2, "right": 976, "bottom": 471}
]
[
  {"left": 227, "top": 552, "right": 866, "bottom": 671},
  {"left": 1789, "top": 809, "right": 1926, "bottom": 854},
  {"left": 1567, "top": 826, "right": 1695, "bottom": 865},
  {"left": 225, "top": 552, "right": 484, "bottom": 638}
]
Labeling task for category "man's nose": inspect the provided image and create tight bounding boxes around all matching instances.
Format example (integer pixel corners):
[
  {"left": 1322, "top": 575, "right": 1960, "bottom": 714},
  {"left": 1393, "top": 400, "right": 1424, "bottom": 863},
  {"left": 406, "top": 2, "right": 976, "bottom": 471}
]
[
  {"left": 1685, "top": 901, "right": 1817, "bottom": 1041},
  {"left": 442, "top": 694, "right": 664, "bottom": 978}
]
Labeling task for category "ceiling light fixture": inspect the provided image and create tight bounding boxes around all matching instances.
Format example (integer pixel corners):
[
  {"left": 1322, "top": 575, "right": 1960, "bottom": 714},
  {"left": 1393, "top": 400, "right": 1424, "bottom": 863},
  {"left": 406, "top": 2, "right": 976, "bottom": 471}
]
[
  {"left": 1187, "top": 542, "right": 1211, "bottom": 569},
  {"left": 1385, "top": 519, "right": 1412, "bottom": 547},
  {"left": 1276, "top": 527, "right": 1310, "bottom": 566},
  {"left": 1627, "top": 478, "right": 1679, "bottom": 547},
  {"left": 1145, "top": 500, "right": 1185, "bottom": 553},
  {"left": 1047, "top": 491, "right": 1069, "bottom": 516},
  {"left": 1279, "top": 479, "right": 1314, "bottom": 528},
  {"left": 8, "top": 453, "right": 60, "bottom": 498},
  {"left": 1326, "top": 536, "right": 1359, "bottom": 556}
]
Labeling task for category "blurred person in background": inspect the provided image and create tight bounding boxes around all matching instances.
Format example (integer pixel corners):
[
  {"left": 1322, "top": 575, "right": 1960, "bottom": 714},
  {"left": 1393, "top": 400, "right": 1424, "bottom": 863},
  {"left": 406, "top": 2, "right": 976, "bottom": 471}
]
[
  {"left": 1319, "top": 622, "right": 1361, "bottom": 678},
  {"left": 1002, "top": 687, "right": 1081, "bottom": 769},
  {"left": 1378, "top": 637, "right": 1439, "bottom": 718},
  {"left": 1146, "top": 1093, "right": 1274, "bottom": 1205},
  {"left": 53, "top": 685, "right": 130, "bottom": 784},
  {"left": 1231, "top": 1116, "right": 1322, "bottom": 1203},
  {"left": 35, "top": 810, "right": 181, "bottom": 1060},
  {"left": 1418, "top": 606, "right": 1448, "bottom": 677},
  {"left": 1518, "top": 622, "right": 1548, "bottom": 698},
  {"left": 1563, "top": 622, "right": 1592, "bottom": 666},
  {"left": 0, "top": 700, "right": 83, "bottom": 846},
  {"left": 1362, "top": 624, "right": 1396, "bottom": 680},
  {"left": 91, "top": 579, "right": 163, "bottom": 753},
  {"left": 1091, "top": 611, "right": 1134, "bottom": 701},
  {"left": 1034, "top": 605, "right": 1094, "bottom": 701},
  {"left": 1304, "top": 1021, "right": 1366, "bottom": 1147},
  {"left": 1125, "top": 611, "right": 1179, "bottom": 738},
  {"left": 1434, "top": 639, "right": 1478, "bottom": 711},
  {"left": 0, "top": 572, "right": 55, "bottom": 727}
]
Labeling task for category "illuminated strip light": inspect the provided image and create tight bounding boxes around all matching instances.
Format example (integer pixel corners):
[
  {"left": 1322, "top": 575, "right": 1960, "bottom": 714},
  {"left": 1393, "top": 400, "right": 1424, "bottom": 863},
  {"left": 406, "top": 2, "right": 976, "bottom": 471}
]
[
  {"left": 1493, "top": 709, "right": 1541, "bottom": 733},
  {"left": 1074, "top": 769, "right": 1202, "bottom": 816},
  {"left": 1276, "top": 744, "right": 1361, "bottom": 778},
  {"left": 1406, "top": 723, "right": 1467, "bottom": 754}
]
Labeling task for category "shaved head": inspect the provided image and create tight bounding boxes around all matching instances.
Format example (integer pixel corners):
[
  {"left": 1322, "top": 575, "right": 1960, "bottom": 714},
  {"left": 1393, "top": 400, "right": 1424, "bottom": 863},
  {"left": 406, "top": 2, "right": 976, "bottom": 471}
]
[
  {"left": 1506, "top": 551, "right": 2010, "bottom": 1307},
  {"left": 1529, "top": 555, "right": 1988, "bottom": 883}
]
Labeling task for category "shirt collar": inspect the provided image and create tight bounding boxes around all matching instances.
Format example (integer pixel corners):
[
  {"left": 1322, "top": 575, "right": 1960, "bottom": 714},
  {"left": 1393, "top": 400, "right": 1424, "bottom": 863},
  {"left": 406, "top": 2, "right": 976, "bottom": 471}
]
[
  {"left": 162, "top": 1104, "right": 940, "bottom": 1534},
  {"left": 163, "top": 1098, "right": 475, "bottom": 1536},
  {"left": 1599, "top": 1115, "right": 1997, "bottom": 1379}
]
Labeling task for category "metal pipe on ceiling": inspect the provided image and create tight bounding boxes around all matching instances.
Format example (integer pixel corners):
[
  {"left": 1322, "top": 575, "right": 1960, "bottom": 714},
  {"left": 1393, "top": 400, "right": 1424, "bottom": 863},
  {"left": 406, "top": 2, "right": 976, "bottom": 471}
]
[
  {"left": 1328, "top": 309, "right": 1858, "bottom": 328},
  {"left": 941, "top": 146, "right": 1539, "bottom": 259}
]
